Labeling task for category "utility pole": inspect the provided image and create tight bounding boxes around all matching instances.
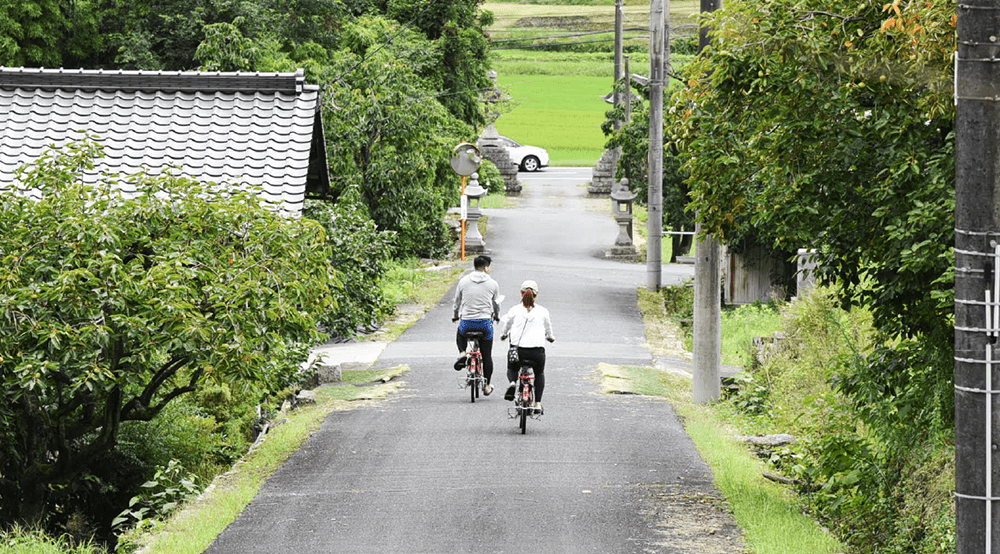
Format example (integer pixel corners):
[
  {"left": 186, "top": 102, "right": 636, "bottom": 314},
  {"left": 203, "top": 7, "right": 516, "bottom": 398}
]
[
  {"left": 647, "top": 0, "right": 664, "bottom": 291},
  {"left": 612, "top": 0, "right": 625, "bottom": 195},
  {"left": 955, "top": 1, "right": 1000, "bottom": 551},
  {"left": 614, "top": 0, "right": 624, "bottom": 122},
  {"left": 692, "top": 0, "right": 721, "bottom": 403}
]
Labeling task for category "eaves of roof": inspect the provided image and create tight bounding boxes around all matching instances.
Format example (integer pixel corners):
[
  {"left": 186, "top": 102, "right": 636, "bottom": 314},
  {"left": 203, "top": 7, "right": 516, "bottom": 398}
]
[{"left": 0, "top": 67, "right": 330, "bottom": 215}]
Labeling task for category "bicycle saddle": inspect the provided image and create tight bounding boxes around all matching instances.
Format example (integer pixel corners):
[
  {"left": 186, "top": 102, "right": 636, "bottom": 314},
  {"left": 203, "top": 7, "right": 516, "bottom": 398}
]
[{"left": 463, "top": 330, "right": 486, "bottom": 340}]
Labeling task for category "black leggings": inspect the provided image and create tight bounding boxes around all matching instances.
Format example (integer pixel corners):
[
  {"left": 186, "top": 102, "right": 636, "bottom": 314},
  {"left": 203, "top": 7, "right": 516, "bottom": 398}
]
[
  {"left": 457, "top": 332, "right": 494, "bottom": 385},
  {"left": 507, "top": 347, "right": 545, "bottom": 402}
]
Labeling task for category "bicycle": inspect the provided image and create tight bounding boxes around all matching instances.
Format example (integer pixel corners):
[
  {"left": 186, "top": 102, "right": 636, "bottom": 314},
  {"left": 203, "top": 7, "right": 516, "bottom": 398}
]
[
  {"left": 457, "top": 330, "right": 486, "bottom": 403},
  {"left": 507, "top": 359, "right": 542, "bottom": 434}
]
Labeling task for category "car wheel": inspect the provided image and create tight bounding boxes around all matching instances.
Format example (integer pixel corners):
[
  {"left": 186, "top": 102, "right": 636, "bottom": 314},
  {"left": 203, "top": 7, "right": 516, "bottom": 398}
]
[{"left": 521, "top": 156, "right": 540, "bottom": 172}]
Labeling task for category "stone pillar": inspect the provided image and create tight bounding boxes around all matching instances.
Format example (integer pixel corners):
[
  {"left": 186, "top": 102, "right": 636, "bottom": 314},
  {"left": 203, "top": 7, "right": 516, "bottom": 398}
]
[
  {"left": 477, "top": 124, "right": 521, "bottom": 194},
  {"left": 795, "top": 248, "right": 818, "bottom": 298},
  {"left": 589, "top": 148, "right": 618, "bottom": 195},
  {"left": 463, "top": 172, "right": 487, "bottom": 253}
]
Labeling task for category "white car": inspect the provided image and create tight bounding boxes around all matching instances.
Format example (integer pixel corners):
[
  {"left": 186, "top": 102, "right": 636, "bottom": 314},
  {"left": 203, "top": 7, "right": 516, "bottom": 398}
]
[{"left": 498, "top": 135, "right": 549, "bottom": 172}]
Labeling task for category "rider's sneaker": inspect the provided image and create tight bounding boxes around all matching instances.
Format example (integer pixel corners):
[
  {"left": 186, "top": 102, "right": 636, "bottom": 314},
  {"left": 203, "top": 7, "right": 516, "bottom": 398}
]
[
  {"left": 483, "top": 384, "right": 494, "bottom": 396},
  {"left": 533, "top": 402, "right": 543, "bottom": 414},
  {"left": 454, "top": 354, "right": 468, "bottom": 371},
  {"left": 504, "top": 382, "right": 516, "bottom": 401}
]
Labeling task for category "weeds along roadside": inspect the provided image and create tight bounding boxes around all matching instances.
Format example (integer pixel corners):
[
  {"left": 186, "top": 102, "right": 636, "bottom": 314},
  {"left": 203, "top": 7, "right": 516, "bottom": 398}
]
[{"left": 628, "top": 285, "right": 956, "bottom": 554}]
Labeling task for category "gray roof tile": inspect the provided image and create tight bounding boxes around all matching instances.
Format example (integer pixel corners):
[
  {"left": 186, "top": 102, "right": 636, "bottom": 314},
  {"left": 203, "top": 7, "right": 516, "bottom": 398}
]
[{"left": 0, "top": 67, "right": 329, "bottom": 215}]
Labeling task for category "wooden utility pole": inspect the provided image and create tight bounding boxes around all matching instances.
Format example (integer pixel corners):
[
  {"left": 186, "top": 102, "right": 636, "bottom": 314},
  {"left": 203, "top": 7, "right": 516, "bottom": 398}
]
[
  {"left": 955, "top": 1, "right": 1000, "bottom": 551},
  {"left": 692, "top": 0, "right": 720, "bottom": 404},
  {"left": 647, "top": 0, "right": 664, "bottom": 291}
]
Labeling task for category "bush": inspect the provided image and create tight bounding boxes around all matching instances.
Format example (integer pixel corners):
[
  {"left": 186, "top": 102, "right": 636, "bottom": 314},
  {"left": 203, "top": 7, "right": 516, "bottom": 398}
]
[
  {"left": 0, "top": 140, "right": 332, "bottom": 531},
  {"left": 303, "top": 198, "right": 395, "bottom": 337},
  {"left": 724, "top": 286, "right": 955, "bottom": 553},
  {"left": 476, "top": 159, "right": 504, "bottom": 194}
]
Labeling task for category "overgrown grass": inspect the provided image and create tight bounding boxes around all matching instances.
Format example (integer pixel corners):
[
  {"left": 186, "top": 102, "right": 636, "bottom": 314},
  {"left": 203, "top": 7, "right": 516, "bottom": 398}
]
[
  {"left": 597, "top": 362, "right": 844, "bottom": 554},
  {"left": 480, "top": 191, "right": 518, "bottom": 209},
  {"left": 123, "top": 367, "right": 410, "bottom": 554},
  {"left": 644, "top": 284, "right": 958, "bottom": 554},
  {"left": 720, "top": 303, "right": 783, "bottom": 368},
  {"left": 381, "top": 258, "right": 466, "bottom": 308},
  {"left": 0, "top": 526, "right": 107, "bottom": 554}
]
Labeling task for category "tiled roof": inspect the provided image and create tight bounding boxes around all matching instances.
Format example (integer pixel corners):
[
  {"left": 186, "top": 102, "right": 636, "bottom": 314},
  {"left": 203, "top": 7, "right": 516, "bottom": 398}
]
[{"left": 0, "top": 67, "right": 330, "bottom": 215}]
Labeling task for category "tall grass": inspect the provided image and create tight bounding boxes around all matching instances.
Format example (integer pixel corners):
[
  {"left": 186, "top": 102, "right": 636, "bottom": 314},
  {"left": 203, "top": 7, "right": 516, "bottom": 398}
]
[
  {"left": 0, "top": 526, "right": 107, "bottom": 554},
  {"left": 720, "top": 303, "right": 783, "bottom": 368},
  {"left": 680, "top": 406, "right": 844, "bottom": 554}
]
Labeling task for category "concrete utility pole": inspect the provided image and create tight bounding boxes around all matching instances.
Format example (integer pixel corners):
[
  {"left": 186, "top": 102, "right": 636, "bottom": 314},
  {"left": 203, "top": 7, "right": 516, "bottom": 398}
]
[
  {"left": 692, "top": 0, "right": 721, "bottom": 404},
  {"left": 614, "top": 0, "right": 624, "bottom": 122},
  {"left": 647, "top": 0, "right": 664, "bottom": 291},
  {"left": 611, "top": 0, "right": 625, "bottom": 196},
  {"left": 955, "top": 1, "right": 1000, "bottom": 551}
]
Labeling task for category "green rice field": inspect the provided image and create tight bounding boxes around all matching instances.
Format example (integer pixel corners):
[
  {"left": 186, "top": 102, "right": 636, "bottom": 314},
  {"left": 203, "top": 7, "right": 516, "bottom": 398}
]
[
  {"left": 484, "top": 2, "right": 698, "bottom": 166},
  {"left": 493, "top": 73, "right": 610, "bottom": 166}
]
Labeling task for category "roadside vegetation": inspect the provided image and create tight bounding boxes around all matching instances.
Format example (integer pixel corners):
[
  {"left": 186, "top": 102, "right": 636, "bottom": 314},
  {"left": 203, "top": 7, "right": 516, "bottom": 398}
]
[
  {"left": 614, "top": 285, "right": 956, "bottom": 554},
  {"left": 0, "top": 0, "right": 959, "bottom": 551}
]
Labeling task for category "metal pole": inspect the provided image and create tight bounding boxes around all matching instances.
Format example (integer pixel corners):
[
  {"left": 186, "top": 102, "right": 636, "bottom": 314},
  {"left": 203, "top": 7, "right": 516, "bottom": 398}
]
[
  {"left": 692, "top": 0, "right": 721, "bottom": 404},
  {"left": 647, "top": 0, "right": 664, "bottom": 291},
  {"left": 624, "top": 55, "right": 632, "bottom": 123},
  {"left": 460, "top": 176, "right": 467, "bottom": 260},
  {"left": 955, "top": 2, "right": 1000, "bottom": 551}
]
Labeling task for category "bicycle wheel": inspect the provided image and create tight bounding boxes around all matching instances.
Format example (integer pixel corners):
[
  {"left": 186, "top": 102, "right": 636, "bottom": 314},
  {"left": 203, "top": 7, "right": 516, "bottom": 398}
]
[{"left": 520, "top": 404, "right": 527, "bottom": 433}]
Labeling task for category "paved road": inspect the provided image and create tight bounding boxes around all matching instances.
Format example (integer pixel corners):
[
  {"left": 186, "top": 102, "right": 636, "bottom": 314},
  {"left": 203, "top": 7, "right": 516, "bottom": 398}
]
[{"left": 204, "top": 167, "right": 740, "bottom": 553}]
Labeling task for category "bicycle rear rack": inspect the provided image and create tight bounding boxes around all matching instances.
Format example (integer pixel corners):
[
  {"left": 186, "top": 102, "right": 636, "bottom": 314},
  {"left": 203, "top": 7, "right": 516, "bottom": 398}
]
[{"left": 507, "top": 406, "right": 543, "bottom": 419}]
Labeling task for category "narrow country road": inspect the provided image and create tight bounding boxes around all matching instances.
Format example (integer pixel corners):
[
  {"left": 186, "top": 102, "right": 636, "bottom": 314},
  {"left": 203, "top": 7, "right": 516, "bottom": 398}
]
[{"left": 203, "top": 167, "right": 743, "bottom": 553}]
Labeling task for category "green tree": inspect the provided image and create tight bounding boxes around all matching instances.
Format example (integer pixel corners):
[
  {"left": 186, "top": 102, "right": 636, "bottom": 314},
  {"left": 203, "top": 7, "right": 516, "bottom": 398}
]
[
  {"left": 323, "top": 16, "right": 472, "bottom": 258},
  {"left": 671, "top": 0, "right": 955, "bottom": 548},
  {"left": 605, "top": 79, "right": 695, "bottom": 262},
  {"left": 0, "top": 0, "right": 100, "bottom": 67},
  {"left": 303, "top": 196, "right": 396, "bottom": 337},
  {"left": 0, "top": 141, "right": 336, "bottom": 524}
]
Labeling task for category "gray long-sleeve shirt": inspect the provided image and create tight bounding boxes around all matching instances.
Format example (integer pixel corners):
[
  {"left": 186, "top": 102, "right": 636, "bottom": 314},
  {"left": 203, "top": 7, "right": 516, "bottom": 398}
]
[{"left": 453, "top": 271, "right": 500, "bottom": 320}]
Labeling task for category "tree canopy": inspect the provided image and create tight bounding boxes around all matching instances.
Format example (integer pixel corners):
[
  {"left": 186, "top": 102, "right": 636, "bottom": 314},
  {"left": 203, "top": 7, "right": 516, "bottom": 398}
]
[
  {"left": 666, "top": 0, "right": 956, "bottom": 548},
  {"left": 675, "top": 0, "right": 955, "bottom": 343},
  {"left": 0, "top": 142, "right": 335, "bottom": 523}
]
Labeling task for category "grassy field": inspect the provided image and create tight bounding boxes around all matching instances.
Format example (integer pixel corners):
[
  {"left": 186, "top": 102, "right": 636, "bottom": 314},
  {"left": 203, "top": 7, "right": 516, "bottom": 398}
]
[
  {"left": 493, "top": 72, "right": 611, "bottom": 166},
  {"left": 485, "top": 2, "right": 698, "bottom": 166}
]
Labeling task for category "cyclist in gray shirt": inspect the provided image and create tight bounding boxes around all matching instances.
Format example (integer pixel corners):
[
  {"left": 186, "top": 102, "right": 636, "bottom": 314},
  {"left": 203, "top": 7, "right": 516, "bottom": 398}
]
[{"left": 452, "top": 255, "right": 501, "bottom": 395}]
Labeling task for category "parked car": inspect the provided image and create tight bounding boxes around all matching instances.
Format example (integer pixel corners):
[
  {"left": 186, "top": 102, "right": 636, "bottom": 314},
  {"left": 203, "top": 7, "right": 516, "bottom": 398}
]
[{"left": 498, "top": 135, "right": 549, "bottom": 172}]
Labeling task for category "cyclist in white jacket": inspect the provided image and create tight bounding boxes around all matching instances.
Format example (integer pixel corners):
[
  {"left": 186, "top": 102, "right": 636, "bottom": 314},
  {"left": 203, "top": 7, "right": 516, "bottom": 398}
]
[{"left": 500, "top": 280, "right": 555, "bottom": 412}]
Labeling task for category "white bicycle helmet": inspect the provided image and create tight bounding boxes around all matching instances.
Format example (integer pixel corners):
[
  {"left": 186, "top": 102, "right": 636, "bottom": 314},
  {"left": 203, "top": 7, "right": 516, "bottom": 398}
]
[{"left": 520, "top": 280, "right": 539, "bottom": 294}]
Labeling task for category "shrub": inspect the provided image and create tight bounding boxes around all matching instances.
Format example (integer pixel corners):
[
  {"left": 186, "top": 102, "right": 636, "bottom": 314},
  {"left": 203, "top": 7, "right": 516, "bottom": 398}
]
[
  {"left": 476, "top": 159, "right": 504, "bottom": 194},
  {"left": 303, "top": 198, "right": 395, "bottom": 337}
]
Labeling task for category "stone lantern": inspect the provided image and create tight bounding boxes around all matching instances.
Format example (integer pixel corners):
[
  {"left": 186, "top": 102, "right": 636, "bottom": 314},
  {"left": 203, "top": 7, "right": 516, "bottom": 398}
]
[
  {"left": 609, "top": 178, "right": 638, "bottom": 258},
  {"left": 463, "top": 172, "right": 487, "bottom": 253}
]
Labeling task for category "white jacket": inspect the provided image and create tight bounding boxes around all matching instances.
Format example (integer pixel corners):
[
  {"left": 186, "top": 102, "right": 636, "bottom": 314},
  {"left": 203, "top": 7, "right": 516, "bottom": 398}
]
[{"left": 501, "top": 304, "right": 554, "bottom": 348}]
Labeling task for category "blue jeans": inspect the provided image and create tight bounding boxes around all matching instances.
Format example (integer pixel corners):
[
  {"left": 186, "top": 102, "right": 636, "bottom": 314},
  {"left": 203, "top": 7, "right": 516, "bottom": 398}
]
[{"left": 457, "top": 319, "right": 494, "bottom": 385}]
